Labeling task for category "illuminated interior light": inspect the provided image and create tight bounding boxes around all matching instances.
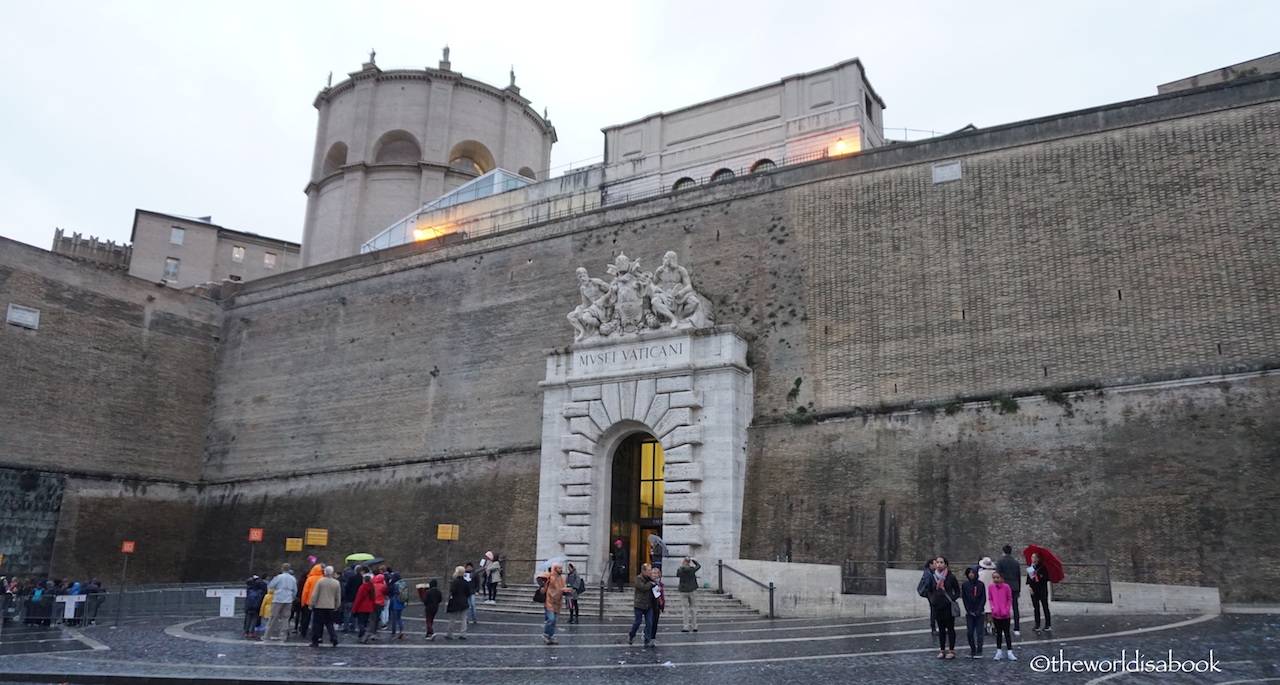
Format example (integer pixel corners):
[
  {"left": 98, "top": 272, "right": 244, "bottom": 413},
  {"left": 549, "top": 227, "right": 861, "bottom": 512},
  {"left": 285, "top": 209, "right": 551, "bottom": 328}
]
[{"left": 413, "top": 226, "right": 452, "bottom": 242}]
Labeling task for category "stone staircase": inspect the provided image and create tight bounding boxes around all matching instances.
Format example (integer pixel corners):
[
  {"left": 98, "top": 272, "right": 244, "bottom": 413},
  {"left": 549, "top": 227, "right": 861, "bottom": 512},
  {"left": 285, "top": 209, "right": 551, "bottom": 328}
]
[{"left": 481, "top": 584, "right": 763, "bottom": 620}]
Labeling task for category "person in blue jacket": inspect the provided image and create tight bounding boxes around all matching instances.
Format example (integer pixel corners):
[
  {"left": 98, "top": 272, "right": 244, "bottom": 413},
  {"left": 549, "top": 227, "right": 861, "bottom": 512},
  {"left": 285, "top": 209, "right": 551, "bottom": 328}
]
[
  {"left": 961, "top": 566, "right": 986, "bottom": 659},
  {"left": 244, "top": 575, "right": 267, "bottom": 639}
]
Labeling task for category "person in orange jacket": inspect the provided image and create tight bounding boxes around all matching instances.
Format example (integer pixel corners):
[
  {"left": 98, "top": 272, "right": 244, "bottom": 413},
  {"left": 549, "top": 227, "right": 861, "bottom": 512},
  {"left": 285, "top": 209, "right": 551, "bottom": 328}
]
[
  {"left": 536, "top": 562, "right": 566, "bottom": 645},
  {"left": 297, "top": 564, "right": 324, "bottom": 636}
]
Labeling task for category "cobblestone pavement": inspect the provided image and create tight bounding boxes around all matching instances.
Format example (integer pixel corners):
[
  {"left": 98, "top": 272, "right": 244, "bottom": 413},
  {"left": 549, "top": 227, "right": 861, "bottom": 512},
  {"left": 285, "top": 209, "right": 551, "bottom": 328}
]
[{"left": 0, "top": 610, "right": 1276, "bottom": 684}]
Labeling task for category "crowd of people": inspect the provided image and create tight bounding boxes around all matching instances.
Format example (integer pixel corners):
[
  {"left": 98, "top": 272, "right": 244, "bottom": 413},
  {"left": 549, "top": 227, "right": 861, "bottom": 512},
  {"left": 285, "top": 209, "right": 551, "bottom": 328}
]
[
  {"left": 240, "top": 551, "right": 504, "bottom": 647},
  {"left": 918, "top": 545, "right": 1054, "bottom": 661},
  {"left": 1, "top": 576, "right": 106, "bottom": 626},
  {"left": 3, "top": 539, "right": 710, "bottom": 649}
]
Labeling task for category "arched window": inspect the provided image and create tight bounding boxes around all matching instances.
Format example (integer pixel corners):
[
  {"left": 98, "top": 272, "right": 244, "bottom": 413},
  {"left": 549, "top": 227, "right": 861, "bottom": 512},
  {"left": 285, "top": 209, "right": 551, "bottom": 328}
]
[
  {"left": 672, "top": 177, "right": 697, "bottom": 192},
  {"left": 518, "top": 166, "right": 537, "bottom": 180},
  {"left": 322, "top": 142, "right": 348, "bottom": 175},
  {"left": 448, "top": 140, "right": 496, "bottom": 176},
  {"left": 750, "top": 159, "right": 777, "bottom": 174},
  {"left": 710, "top": 168, "right": 735, "bottom": 183},
  {"left": 373, "top": 130, "right": 421, "bottom": 163}
]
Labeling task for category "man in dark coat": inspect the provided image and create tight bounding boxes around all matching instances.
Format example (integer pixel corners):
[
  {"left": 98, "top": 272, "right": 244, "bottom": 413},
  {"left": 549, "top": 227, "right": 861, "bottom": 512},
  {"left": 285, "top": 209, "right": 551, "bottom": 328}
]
[{"left": 339, "top": 565, "right": 358, "bottom": 633}]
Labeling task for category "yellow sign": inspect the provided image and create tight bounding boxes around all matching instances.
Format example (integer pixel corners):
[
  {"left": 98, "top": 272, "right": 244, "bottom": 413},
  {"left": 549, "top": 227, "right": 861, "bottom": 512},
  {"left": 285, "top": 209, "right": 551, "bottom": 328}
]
[
  {"left": 436, "top": 524, "right": 459, "bottom": 541},
  {"left": 304, "top": 528, "right": 329, "bottom": 547},
  {"left": 285, "top": 537, "right": 303, "bottom": 552}
]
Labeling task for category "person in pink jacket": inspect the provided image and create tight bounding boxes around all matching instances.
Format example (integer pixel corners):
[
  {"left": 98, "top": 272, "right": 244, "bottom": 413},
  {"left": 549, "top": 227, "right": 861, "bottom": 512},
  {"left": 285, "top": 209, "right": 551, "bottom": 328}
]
[{"left": 987, "top": 572, "right": 1016, "bottom": 661}]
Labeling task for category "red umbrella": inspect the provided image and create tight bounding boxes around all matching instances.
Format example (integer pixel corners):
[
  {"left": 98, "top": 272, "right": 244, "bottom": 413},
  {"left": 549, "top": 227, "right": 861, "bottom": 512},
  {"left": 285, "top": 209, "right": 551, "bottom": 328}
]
[{"left": 1023, "top": 545, "right": 1065, "bottom": 583}]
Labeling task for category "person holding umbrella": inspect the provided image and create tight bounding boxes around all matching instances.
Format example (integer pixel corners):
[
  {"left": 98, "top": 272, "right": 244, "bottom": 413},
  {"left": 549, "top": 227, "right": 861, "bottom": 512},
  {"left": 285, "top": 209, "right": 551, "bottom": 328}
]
[
  {"left": 648, "top": 534, "right": 668, "bottom": 572},
  {"left": 1024, "top": 547, "right": 1062, "bottom": 632}
]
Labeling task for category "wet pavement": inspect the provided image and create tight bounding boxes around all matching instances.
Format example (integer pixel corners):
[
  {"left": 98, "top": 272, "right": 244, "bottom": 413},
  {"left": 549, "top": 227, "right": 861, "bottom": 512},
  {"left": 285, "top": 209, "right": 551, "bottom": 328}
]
[{"left": 0, "top": 610, "right": 1277, "bottom": 684}]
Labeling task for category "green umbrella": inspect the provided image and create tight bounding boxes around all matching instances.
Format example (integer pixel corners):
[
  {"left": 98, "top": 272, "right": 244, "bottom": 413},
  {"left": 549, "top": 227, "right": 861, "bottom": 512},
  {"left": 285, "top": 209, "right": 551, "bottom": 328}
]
[{"left": 345, "top": 553, "right": 375, "bottom": 563}]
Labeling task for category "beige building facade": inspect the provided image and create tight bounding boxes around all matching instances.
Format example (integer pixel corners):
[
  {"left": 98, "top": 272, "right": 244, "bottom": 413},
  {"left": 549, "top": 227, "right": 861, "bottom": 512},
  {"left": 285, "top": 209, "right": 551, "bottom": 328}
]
[
  {"left": 128, "top": 210, "right": 299, "bottom": 289},
  {"left": 599, "top": 58, "right": 886, "bottom": 200},
  {"left": 300, "top": 52, "right": 557, "bottom": 267}
]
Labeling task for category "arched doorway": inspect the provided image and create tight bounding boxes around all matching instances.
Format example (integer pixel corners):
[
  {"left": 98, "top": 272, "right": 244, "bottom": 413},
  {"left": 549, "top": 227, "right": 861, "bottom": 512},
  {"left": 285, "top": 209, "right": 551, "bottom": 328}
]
[{"left": 610, "top": 434, "right": 664, "bottom": 578}]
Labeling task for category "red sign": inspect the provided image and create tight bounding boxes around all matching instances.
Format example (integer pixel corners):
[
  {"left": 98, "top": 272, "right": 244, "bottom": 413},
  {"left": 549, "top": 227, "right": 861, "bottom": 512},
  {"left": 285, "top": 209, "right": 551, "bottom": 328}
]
[
  {"left": 121, "top": 541, "right": 136, "bottom": 554},
  {"left": 248, "top": 528, "right": 264, "bottom": 542}
]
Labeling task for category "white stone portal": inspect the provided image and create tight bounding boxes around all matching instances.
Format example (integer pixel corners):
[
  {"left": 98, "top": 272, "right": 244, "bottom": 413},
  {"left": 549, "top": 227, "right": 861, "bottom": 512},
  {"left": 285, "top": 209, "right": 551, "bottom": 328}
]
[{"left": 536, "top": 326, "right": 753, "bottom": 580}]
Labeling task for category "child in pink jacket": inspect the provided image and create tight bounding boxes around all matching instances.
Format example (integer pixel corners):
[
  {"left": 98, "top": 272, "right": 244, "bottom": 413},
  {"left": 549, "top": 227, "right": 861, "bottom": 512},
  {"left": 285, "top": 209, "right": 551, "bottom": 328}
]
[{"left": 987, "top": 572, "right": 1016, "bottom": 661}]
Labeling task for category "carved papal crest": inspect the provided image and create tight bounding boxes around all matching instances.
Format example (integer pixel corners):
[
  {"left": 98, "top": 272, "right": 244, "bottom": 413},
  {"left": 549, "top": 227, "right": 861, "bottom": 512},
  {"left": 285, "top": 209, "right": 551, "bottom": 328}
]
[{"left": 567, "top": 251, "right": 714, "bottom": 342}]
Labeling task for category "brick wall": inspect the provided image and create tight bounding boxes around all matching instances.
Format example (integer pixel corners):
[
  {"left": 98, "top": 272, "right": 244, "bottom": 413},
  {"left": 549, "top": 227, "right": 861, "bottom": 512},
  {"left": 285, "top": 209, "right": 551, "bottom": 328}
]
[
  {"left": 0, "top": 238, "right": 219, "bottom": 481},
  {"left": 184, "top": 451, "right": 541, "bottom": 582},
  {"left": 8, "top": 76, "right": 1278, "bottom": 589},
  {"left": 740, "top": 373, "right": 1280, "bottom": 603},
  {"left": 799, "top": 102, "right": 1280, "bottom": 409}
]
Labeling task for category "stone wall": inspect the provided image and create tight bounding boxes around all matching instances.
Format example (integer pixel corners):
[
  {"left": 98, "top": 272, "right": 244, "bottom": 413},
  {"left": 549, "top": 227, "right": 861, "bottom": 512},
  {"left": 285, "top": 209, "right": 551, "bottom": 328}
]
[
  {"left": 0, "top": 468, "right": 65, "bottom": 578},
  {"left": 194, "top": 75, "right": 1278, "bottom": 593},
  {"left": 186, "top": 451, "right": 541, "bottom": 583},
  {"left": 48, "top": 479, "right": 201, "bottom": 585},
  {"left": 0, "top": 238, "right": 219, "bottom": 481},
  {"left": 7, "top": 76, "right": 1278, "bottom": 589},
  {"left": 798, "top": 98, "right": 1280, "bottom": 409},
  {"left": 740, "top": 372, "right": 1280, "bottom": 603}
]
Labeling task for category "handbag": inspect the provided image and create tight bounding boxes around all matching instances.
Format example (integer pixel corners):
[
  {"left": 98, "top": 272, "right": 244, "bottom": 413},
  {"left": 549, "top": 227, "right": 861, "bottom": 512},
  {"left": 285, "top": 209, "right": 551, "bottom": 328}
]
[
  {"left": 950, "top": 599, "right": 961, "bottom": 618},
  {"left": 532, "top": 578, "right": 547, "bottom": 603}
]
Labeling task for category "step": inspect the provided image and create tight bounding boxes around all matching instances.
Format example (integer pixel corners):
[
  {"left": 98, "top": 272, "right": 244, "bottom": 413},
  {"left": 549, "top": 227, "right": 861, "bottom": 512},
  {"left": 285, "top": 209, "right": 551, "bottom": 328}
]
[{"left": 478, "top": 586, "right": 763, "bottom": 619}]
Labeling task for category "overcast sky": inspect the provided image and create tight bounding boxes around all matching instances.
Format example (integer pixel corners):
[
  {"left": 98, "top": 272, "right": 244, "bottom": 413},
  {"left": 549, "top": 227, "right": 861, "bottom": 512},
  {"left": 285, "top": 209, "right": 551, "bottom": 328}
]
[{"left": 1, "top": 1, "right": 1276, "bottom": 250}]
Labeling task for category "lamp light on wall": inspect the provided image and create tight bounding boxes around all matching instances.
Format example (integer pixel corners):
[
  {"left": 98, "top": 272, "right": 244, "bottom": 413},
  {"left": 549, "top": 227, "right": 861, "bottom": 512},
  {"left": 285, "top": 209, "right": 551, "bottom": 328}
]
[{"left": 830, "top": 136, "right": 861, "bottom": 156}]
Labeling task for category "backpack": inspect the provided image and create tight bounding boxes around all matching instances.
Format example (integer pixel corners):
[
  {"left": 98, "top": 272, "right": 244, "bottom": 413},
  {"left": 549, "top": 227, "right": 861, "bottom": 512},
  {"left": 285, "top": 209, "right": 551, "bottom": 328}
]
[{"left": 396, "top": 580, "right": 411, "bottom": 605}]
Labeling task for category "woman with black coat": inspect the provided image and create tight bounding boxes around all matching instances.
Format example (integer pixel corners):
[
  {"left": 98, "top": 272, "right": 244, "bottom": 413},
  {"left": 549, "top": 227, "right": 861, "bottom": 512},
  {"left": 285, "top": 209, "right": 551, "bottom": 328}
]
[
  {"left": 444, "top": 566, "right": 471, "bottom": 640},
  {"left": 925, "top": 556, "right": 962, "bottom": 659}
]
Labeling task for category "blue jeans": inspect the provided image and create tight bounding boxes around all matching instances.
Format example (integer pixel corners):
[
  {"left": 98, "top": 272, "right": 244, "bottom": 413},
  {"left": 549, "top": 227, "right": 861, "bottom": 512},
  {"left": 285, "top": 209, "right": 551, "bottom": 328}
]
[
  {"left": 466, "top": 595, "right": 477, "bottom": 622},
  {"left": 341, "top": 601, "right": 354, "bottom": 631},
  {"left": 628, "top": 607, "right": 655, "bottom": 642},
  {"left": 965, "top": 613, "right": 984, "bottom": 653},
  {"left": 389, "top": 608, "right": 403, "bottom": 634},
  {"left": 543, "top": 608, "right": 558, "bottom": 638}
]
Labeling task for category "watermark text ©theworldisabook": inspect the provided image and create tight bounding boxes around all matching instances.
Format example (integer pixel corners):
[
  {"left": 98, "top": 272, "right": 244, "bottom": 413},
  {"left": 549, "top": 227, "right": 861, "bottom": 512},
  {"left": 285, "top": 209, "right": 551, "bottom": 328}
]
[{"left": 1029, "top": 649, "right": 1221, "bottom": 674}]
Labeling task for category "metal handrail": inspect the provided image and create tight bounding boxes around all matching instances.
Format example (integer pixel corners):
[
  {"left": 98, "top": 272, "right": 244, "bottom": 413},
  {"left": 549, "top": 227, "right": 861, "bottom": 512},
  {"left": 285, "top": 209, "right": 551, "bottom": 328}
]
[{"left": 715, "top": 560, "right": 775, "bottom": 618}]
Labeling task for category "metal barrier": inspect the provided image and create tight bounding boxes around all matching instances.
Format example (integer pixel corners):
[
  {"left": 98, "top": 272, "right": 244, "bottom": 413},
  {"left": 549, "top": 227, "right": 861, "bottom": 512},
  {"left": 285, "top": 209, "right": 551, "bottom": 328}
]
[
  {"left": 1051, "top": 563, "right": 1112, "bottom": 603},
  {"left": 842, "top": 560, "right": 888, "bottom": 595},
  {"left": 841, "top": 560, "right": 933, "bottom": 595},
  {"left": 715, "top": 560, "right": 775, "bottom": 618}
]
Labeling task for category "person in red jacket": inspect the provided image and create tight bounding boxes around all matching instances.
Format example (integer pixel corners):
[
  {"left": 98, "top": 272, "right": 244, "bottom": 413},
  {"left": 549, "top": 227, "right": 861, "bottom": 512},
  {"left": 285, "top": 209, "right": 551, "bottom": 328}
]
[
  {"left": 352, "top": 574, "right": 375, "bottom": 644},
  {"left": 367, "top": 571, "right": 387, "bottom": 642}
]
